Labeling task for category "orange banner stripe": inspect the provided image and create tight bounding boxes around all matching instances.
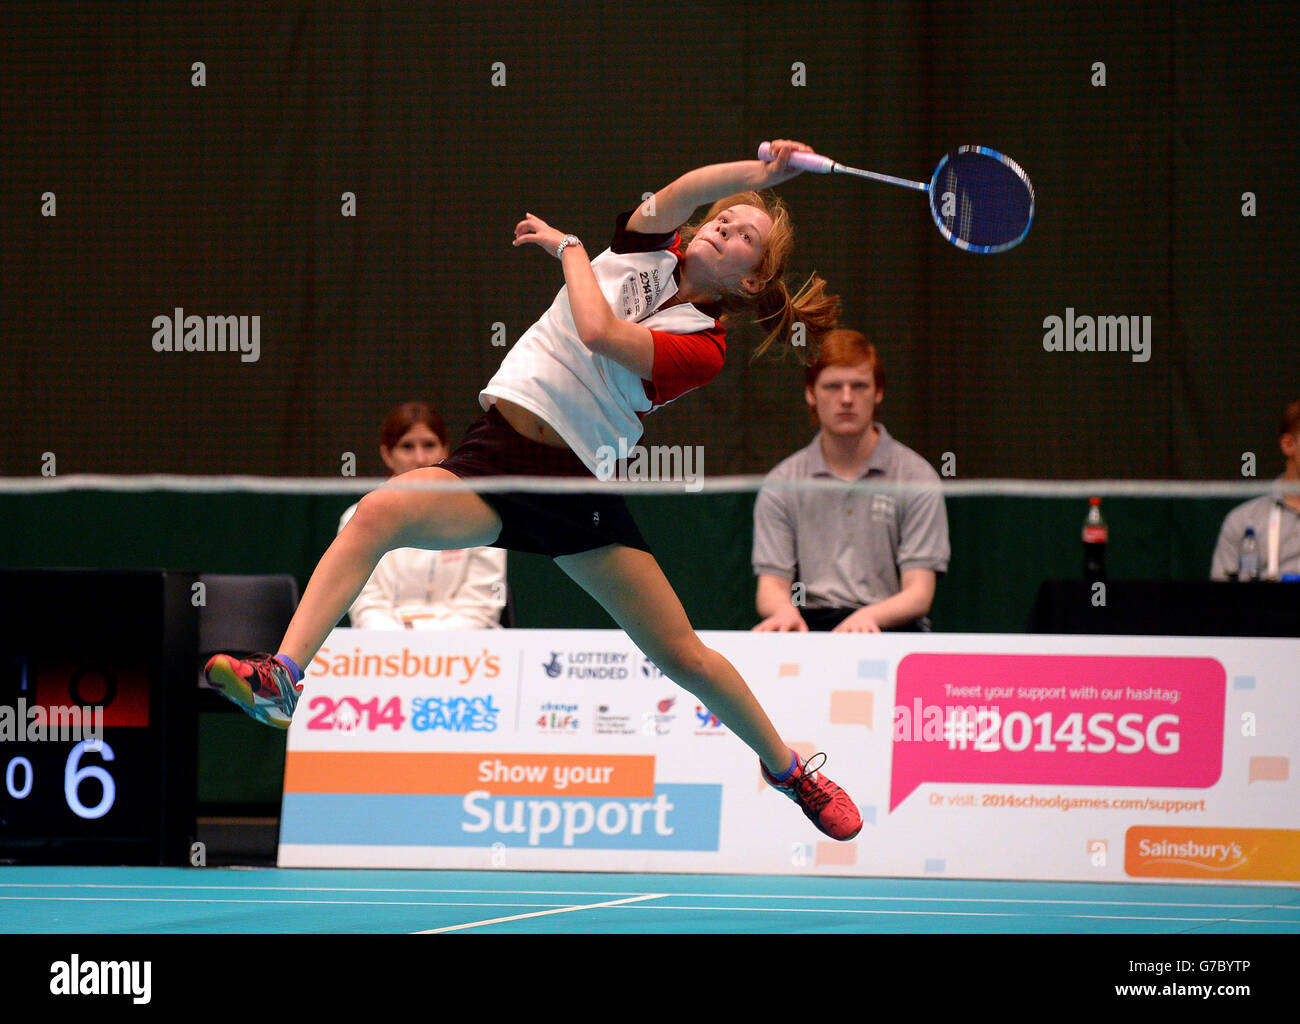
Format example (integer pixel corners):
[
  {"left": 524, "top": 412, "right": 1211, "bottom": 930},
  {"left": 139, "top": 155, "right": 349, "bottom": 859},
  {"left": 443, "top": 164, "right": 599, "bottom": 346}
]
[
  {"left": 1125, "top": 826, "right": 1300, "bottom": 882},
  {"left": 284, "top": 751, "right": 656, "bottom": 797}
]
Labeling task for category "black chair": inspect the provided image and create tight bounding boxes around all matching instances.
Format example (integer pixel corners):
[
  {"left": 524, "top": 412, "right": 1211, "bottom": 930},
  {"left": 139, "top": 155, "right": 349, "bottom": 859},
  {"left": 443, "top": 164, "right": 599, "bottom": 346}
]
[{"left": 196, "top": 574, "right": 300, "bottom": 698}]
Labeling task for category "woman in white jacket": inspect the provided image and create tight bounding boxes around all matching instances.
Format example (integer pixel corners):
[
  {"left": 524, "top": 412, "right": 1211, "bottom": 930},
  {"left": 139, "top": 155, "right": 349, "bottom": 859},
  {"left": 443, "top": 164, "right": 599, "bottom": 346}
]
[{"left": 339, "top": 401, "right": 506, "bottom": 630}]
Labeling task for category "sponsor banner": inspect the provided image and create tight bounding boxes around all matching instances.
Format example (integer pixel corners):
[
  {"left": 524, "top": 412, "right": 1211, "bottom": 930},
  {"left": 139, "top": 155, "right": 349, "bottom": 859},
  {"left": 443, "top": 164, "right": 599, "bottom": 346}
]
[
  {"left": 284, "top": 752, "right": 654, "bottom": 797},
  {"left": 890, "top": 654, "right": 1225, "bottom": 810},
  {"left": 278, "top": 630, "right": 1300, "bottom": 882},
  {"left": 1125, "top": 826, "right": 1300, "bottom": 881},
  {"left": 281, "top": 785, "right": 720, "bottom": 850}
]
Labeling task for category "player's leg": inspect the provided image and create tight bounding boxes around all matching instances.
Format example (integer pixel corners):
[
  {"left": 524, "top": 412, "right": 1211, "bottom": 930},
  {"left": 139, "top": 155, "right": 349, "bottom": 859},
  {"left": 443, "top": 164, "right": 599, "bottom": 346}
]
[
  {"left": 553, "top": 543, "right": 862, "bottom": 840},
  {"left": 206, "top": 467, "right": 501, "bottom": 726},
  {"left": 556, "top": 544, "right": 789, "bottom": 771},
  {"left": 279, "top": 467, "right": 501, "bottom": 664}
]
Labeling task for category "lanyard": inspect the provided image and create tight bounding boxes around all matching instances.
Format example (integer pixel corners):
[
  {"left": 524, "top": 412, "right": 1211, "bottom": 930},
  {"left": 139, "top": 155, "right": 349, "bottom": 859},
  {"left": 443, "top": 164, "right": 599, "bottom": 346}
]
[{"left": 1267, "top": 504, "right": 1281, "bottom": 579}]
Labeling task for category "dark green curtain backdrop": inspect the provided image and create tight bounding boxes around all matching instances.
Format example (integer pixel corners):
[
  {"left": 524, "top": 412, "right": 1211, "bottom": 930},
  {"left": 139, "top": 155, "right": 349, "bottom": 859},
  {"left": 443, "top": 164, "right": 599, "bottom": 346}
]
[{"left": 3, "top": 1, "right": 1296, "bottom": 480}]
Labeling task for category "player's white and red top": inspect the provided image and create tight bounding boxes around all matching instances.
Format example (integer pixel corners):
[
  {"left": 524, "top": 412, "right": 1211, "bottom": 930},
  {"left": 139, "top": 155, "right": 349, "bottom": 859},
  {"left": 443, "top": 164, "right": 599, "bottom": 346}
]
[{"left": 481, "top": 211, "right": 726, "bottom": 475}]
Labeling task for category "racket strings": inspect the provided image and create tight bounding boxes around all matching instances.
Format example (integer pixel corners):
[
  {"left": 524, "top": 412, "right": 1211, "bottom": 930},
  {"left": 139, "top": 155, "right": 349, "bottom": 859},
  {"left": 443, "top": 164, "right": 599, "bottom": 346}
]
[{"left": 933, "top": 151, "right": 1034, "bottom": 253}]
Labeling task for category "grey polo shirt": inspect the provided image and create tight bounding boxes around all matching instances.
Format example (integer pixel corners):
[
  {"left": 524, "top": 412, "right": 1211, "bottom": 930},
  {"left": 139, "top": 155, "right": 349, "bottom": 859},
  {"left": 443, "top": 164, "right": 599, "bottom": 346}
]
[
  {"left": 1210, "top": 482, "right": 1300, "bottom": 579},
  {"left": 752, "top": 423, "right": 950, "bottom": 610}
]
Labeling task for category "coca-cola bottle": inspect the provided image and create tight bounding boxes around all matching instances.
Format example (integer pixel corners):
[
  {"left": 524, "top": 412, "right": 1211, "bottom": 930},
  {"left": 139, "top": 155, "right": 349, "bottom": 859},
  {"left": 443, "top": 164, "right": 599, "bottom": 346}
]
[{"left": 1083, "top": 497, "right": 1108, "bottom": 580}]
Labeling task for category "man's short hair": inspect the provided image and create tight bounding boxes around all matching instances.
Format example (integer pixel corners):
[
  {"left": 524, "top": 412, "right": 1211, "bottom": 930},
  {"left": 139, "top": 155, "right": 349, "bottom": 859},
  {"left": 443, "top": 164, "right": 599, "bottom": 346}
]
[{"left": 806, "top": 328, "right": 885, "bottom": 391}]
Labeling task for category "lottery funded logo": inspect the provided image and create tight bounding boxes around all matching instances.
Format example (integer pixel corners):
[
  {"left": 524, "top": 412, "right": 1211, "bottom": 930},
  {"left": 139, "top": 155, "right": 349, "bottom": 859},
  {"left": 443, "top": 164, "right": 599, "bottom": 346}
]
[
  {"left": 540, "top": 650, "right": 632, "bottom": 681},
  {"left": 537, "top": 701, "right": 580, "bottom": 733}
]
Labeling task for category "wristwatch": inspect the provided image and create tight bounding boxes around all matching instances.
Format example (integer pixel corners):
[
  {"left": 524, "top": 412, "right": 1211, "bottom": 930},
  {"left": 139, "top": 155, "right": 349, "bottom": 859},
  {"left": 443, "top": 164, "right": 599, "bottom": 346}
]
[{"left": 555, "top": 234, "right": 583, "bottom": 259}]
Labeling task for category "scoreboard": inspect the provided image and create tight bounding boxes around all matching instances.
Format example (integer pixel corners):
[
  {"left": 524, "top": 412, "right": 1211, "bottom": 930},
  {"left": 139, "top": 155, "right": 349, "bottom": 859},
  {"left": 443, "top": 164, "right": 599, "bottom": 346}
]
[{"left": 0, "top": 570, "right": 197, "bottom": 864}]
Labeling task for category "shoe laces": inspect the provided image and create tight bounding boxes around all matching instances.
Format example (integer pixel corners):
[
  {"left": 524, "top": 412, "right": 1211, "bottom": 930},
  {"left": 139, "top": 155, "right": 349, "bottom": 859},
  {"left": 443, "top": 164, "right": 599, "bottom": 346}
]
[
  {"left": 250, "top": 656, "right": 285, "bottom": 697},
  {"left": 792, "top": 752, "right": 833, "bottom": 811}
]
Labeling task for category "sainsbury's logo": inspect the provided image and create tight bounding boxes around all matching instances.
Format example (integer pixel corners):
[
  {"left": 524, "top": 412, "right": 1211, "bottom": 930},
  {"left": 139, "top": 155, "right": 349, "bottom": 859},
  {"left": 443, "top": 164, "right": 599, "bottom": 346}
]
[{"left": 311, "top": 646, "right": 501, "bottom": 685}]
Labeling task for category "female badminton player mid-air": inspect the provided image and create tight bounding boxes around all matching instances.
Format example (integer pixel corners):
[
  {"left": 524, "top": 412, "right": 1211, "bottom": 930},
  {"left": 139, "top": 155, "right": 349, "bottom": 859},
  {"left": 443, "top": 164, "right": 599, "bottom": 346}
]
[{"left": 206, "top": 140, "right": 862, "bottom": 840}]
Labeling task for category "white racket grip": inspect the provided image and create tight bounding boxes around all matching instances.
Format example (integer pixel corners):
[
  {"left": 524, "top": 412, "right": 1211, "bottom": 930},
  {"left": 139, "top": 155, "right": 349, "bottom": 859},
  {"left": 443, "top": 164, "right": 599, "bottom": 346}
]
[{"left": 757, "top": 141, "right": 835, "bottom": 174}]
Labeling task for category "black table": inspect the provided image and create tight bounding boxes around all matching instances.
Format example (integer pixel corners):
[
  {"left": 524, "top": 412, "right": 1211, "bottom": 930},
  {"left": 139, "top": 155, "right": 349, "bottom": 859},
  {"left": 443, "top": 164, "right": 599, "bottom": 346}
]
[{"left": 1028, "top": 580, "right": 1300, "bottom": 637}]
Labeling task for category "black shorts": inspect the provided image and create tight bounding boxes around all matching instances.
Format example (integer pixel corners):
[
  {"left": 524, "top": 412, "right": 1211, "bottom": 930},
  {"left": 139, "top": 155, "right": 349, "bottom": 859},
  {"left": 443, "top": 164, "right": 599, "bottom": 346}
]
[{"left": 436, "top": 405, "right": 652, "bottom": 559}]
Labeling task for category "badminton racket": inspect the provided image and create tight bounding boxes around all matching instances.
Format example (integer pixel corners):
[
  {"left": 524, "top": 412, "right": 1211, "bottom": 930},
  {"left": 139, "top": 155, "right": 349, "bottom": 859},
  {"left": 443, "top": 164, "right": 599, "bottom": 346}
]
[{"left": 759, "top": 141, "right": 1035, "bottom": 254}]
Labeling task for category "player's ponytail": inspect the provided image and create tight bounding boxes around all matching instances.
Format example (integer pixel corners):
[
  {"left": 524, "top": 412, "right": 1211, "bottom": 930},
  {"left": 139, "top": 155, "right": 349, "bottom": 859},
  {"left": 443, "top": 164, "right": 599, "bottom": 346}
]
[{"left": 747, "top": 271, "right": 841, "bottom": 361}]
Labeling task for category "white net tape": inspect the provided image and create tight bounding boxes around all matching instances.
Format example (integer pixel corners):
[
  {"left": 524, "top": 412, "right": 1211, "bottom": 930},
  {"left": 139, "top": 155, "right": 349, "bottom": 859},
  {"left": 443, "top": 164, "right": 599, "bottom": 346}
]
[{"left": 2, "top": 474, "right": 1298, "bottom": 498}]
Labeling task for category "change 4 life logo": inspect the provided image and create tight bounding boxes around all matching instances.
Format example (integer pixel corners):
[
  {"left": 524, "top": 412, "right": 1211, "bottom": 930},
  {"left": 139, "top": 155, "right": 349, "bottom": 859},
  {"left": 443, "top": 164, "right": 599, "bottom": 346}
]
[{"left": 537, "top": 701, "right": 580, "bottom": 732}]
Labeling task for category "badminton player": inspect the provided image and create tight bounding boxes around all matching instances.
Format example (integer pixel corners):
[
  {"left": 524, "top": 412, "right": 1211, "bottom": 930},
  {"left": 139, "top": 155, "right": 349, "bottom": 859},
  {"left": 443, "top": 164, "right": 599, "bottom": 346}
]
[{"left": 206, "top": 139, "right": 862, "bottom": 840}]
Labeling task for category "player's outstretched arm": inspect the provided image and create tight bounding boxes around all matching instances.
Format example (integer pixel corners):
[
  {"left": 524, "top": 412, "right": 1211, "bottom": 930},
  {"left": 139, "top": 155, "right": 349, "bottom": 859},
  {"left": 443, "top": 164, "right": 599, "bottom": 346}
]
[
  {"left": 625, "top": 139, "right": 812, "bottom": 234},
  {"left": 512, "top": 213, "right": 654, "bottom": 377}
]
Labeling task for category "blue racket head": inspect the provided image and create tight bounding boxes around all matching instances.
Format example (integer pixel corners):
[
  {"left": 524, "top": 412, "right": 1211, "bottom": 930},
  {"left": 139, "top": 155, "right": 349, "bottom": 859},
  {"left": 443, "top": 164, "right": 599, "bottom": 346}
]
[{"left": 928, "top": 146, "right": 1035, "bottom": 253}]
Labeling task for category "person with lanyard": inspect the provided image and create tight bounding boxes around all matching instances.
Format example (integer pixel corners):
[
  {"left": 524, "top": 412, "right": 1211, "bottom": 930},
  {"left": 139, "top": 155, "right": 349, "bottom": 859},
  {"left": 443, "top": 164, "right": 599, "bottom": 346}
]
[
  {"left": 1211, "top": 397, "right": 1300, "bottom": 580},
  {"left": 205, "top": 140, "right": 863, "bottom": 841}
]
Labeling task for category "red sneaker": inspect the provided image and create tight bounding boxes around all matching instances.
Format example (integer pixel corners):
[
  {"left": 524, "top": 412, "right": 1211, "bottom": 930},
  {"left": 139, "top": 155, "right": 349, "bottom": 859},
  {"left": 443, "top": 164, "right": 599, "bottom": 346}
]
[
  {"left": 204, "top": 653, "right": 302, "bottom": 729},
  {"left": 761, "top": 751, "right": 863, "bottom": 841}
]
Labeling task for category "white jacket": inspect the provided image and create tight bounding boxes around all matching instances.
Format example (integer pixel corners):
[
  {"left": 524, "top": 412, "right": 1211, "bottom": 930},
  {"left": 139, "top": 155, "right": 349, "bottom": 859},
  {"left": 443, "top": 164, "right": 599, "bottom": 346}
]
[{"left": 339, "top": 503, "right": 507, "bottom": 629}]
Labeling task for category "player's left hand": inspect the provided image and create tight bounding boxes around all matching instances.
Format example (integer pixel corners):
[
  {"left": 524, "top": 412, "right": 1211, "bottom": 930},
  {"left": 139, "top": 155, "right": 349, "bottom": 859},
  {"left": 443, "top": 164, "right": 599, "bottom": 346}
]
[
  {"left": 754, "top": 139, "right": 814, "bottom": 186},
  {"left": 832, "top": 608, "right": 882, "bottom": 634},
  {"left": 513, "top": 213, "right": 566, "bottom": 256}
]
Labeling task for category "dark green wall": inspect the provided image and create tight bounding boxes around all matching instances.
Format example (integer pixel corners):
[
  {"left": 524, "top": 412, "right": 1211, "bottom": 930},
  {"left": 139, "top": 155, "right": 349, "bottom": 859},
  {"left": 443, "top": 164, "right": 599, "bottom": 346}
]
[
  {"left": 0, "top": 489, "right": 1237, "bottom": 634},
  {"left": 3, "top": 2, "right": 1297, "bottom": 481}
]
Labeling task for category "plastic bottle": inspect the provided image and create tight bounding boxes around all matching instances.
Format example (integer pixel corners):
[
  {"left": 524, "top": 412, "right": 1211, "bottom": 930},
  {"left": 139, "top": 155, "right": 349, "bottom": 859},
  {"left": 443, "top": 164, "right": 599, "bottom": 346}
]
[
  {"left": 1238, "top": 527, "right": 1259, "bottom": 581},
  {"left": 1083, "top": 497, "right": 1107, "bottom": 579}
]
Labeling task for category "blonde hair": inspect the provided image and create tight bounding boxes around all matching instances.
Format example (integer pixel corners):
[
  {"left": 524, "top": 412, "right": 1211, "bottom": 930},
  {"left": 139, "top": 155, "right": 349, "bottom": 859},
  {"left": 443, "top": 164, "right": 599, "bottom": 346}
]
[{"left": 679, "top": 191, "right": 841, "bottom": 360}]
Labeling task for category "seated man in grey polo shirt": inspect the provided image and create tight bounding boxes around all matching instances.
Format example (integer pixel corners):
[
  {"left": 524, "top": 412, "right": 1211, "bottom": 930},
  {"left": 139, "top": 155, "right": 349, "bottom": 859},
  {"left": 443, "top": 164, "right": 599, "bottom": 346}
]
[
  {"left": 752, "top": 328, "right": 949, "bottom": 633},
  {"left": 1210, "top": 397, "right": 1300, "bottom": 580}
]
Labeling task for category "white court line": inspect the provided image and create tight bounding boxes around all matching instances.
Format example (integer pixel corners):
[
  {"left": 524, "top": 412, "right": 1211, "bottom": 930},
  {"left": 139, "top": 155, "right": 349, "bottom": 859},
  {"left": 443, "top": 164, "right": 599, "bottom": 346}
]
[
  {"left": 0, "top": 883, "right": 1293, "bottom": 911},
  {"left": 0, "top": 897, "right": 628, "bottom": 909},
  {"left": 4, "top": 895, "right": 1295, "bottom": 924},
  {"left": 413, "top": 893, "right": 666, "bottom": 933},
  {"left": 611, "top": 904, "right": 1300, "bottom": 922}
]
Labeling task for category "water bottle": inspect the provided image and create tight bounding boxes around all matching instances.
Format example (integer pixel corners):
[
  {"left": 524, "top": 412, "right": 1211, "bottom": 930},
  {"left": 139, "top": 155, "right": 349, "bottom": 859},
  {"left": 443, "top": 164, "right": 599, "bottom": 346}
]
[
  {"left": 1082, "top": 497, "right": 1107, "bottom": 579},
  {"left": 1238, "top": 527, "right": 1259, "bottom": 581}
]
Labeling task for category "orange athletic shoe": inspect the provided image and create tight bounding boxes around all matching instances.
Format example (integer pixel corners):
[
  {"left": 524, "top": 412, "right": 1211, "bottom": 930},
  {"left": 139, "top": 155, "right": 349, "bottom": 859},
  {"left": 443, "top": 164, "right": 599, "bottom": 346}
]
[
  {"left": 762, "top": 751, "right": 863, "bottom": 841},
  {"left": 204, "top": 653, "right": 302, "bottom": 729}
]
